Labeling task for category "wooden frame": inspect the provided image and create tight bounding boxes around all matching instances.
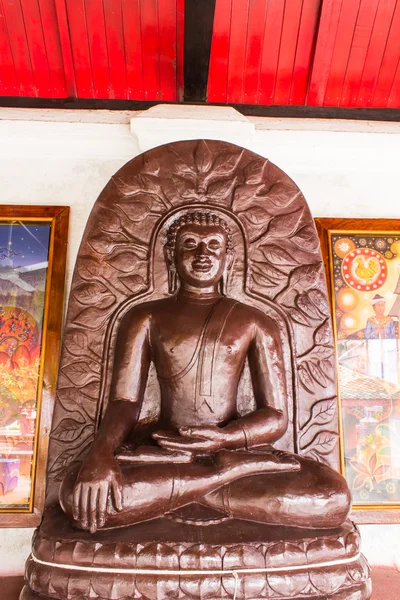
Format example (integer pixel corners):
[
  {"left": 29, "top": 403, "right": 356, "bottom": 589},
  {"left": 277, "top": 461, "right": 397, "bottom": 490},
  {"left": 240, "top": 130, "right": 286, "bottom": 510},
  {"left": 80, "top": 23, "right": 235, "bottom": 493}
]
[
  {"left": 316, "top": 218, "right": 400, "bottom": 523},
  {"left": 0, "top": 206, "right": 69, "bottom": 527}
]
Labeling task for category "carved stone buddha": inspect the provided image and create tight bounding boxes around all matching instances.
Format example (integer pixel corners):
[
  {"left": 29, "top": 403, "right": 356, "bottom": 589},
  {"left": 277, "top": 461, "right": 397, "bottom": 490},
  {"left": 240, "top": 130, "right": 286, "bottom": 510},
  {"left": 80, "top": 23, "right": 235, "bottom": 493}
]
[{"left": 21, "top": 140, "right": 371, "bottom": 600}]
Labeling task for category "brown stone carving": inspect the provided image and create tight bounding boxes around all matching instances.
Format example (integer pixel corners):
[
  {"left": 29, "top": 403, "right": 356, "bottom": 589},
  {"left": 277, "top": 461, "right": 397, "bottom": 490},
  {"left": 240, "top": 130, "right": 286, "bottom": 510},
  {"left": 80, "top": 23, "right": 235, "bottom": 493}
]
[{"left": 21, "top": 140, "right": 371, "bottom": 600}]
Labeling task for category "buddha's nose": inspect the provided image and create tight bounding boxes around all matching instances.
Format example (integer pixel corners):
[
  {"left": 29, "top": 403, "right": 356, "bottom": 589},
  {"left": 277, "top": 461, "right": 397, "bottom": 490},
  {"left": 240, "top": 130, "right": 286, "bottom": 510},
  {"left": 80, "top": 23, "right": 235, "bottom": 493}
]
[{"left": 196, "top": 241, "right": 209, "bottom": 256}]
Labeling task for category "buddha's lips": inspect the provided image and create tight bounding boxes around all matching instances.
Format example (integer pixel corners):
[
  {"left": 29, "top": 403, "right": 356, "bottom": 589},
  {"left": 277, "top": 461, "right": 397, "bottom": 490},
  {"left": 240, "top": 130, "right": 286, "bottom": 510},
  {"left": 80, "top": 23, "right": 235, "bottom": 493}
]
[{"left": 192, "top": 260, "right": 212, "bottom": 272}]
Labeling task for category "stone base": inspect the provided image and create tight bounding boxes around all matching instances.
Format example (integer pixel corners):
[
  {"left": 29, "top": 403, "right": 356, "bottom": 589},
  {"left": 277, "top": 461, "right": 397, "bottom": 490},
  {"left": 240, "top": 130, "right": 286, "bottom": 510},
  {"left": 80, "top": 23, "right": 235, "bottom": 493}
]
[{"left": 21, "top": 505, "right": 372, "bottom": 600}]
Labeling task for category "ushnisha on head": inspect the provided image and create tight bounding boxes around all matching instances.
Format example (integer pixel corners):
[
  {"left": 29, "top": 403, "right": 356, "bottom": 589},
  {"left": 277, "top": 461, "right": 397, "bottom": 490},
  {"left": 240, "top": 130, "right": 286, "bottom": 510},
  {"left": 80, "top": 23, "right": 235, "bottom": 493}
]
[{"left": 164, "top": 211, "right": 235, "bottom": 295}]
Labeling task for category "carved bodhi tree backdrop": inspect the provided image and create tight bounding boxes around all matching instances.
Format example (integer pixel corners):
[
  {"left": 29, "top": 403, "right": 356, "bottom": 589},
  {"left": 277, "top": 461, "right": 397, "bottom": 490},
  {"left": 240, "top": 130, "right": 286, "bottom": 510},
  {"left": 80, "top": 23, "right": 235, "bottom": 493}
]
[{"left": 46, "top": 140, "right": 339, "bottom": 504}]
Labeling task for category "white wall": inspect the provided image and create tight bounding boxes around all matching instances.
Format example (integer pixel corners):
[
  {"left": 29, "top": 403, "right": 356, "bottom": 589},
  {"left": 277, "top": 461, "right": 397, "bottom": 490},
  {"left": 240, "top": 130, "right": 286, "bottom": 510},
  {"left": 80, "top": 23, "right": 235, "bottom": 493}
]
[{"left": 0, "top": 105, "right": 400, "bottom": 575}]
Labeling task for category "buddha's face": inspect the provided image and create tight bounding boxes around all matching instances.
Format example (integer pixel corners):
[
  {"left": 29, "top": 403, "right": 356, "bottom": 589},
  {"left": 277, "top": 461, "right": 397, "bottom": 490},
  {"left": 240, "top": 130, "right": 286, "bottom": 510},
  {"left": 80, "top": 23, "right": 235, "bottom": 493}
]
[{"left": 174, "top": 223, "right": 229, "bottom": 288}]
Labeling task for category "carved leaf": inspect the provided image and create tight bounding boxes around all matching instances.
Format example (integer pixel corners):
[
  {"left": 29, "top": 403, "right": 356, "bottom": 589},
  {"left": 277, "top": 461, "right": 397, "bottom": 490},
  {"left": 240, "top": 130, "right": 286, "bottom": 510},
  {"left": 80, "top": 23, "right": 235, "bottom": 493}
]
[
  {"left": 51, "top": 417, "right": 89, "bottom": 443},
  {"left": 302, "top": 397, "right": 337, "bottom": 430},
  {"left": 97, "top": 208, "right": 123, "bottom": 233},
  {"left": 118, "top": 274, "right": 147, "bottom": 294},
  {"left": 117, "top": 193, "right": 164, "bottom": 221},
  {"left": 296, "top": 291, "right": 325, "bottom": 320},
  {"left": 307, "top": 360, "right": 328, "bottom": 387},
  {"left": 232, "top": 183, "right": 266, "bottom": 211},
  {"left": 64, "top": 331, "right": 89, "bottom": 357},
  {"left": 298, "top": 364, "right": 315, "bottom": 393},
  {"left": 266, "top": 187, "right": 301, "bottom": 211},
  {"left": 80, "top": 381, "right": 100, "bottom": 399},
  {"left": 244, "top": 158, "right": 266, "bottom": 184},
  {"left": 88, "top": 233, "right": 128, "bottom": 255},
  {"left": 57, "top": 387, "right": 97, "bottom": 413},
  {"left": 195, "top": 140, "right": 213, "bottom": 173},
  {"left": 211, "top": 151, "right": 243, "bottom": 175},
  {"left": 170, "top": 173, "right": 198, "bottom": 199},
  {"left": 74, "top": 306, "right": 112, "bottom": 330},
  {"left": 251, "top": 262, "right": 285, "bottom": 287},
  {"left": 303, "top": 430, "right": 339, "bottom": 455},
  {"left": 257, "top": 244, "right": 299, "bottom": 269},
  {"left": 292, "top": 225, "right": 319, "bottom": 253},
  {"left": 288, "top": 264, "right": 321, "bottom": 292},
  {"left": 107, "top": 250, "right": 144, "bottom": 273},
  {"left": 239, "top": 206, "right": 271, "bottom": 226},
  {"left": 308, "top": 289, "right": 329, "bottom": 316},
  {"left": 314, "top": 320, "right": 331, "bottom": 345},
  {"left": 48, "top": 440, "right": 92, "bottom": 480},
  {"left": 206, "top": 177, "right": 237, "bottom": 201},
  {"left": 62, "top": 361, "right": 100, "bottom": 386},
  {"left": 143, "top": 154, "right": 160, "bottom": 175},
  {"left": 267, "top": 206, "right": 304, "bottom": 238},
  {"left": 73, "top": 282, "right": 115, "bottom": 308},
  {"left": 78, "top": 257, "right": 100, "bottom": 281},
  {"left": 289, "top": 307, "right": 313, "bottom": 327}
]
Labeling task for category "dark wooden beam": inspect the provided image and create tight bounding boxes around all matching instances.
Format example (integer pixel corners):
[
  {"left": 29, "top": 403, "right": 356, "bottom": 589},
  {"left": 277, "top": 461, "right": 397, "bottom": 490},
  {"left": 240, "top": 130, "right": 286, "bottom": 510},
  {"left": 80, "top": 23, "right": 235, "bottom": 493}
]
[
  {"left": 184, "top": 0, "right": 217, "bottom": 102},
  {"left": 0, "top": 97, "right": 400, "bottom": 122}
]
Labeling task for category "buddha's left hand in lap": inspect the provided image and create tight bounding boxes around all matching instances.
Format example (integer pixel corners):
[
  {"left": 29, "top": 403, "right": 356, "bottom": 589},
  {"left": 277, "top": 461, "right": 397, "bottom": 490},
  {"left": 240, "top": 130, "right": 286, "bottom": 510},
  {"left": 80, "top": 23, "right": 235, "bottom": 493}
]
[{"left": 152, "top": 425, "right": 244, "bottom": 453}]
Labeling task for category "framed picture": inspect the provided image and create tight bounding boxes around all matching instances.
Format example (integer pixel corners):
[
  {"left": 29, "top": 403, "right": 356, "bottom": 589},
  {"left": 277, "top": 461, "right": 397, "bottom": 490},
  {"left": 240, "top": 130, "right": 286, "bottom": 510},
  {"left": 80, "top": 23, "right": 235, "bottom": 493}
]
[
  {"left": 0, "top": 206, "right": 69, "bottom": 527},
  {"left": 316, "top": 218, "right": 400, "bottom": 522}
]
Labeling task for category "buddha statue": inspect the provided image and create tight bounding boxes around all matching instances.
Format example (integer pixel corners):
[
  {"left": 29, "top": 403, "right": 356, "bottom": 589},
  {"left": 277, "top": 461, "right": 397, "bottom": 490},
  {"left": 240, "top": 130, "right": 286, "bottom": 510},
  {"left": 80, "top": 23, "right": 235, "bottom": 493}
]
[
  {"left": 21, "top": 140, "right": 371, "bottom": 600},
  {"left": 60, "top": 210, "right": 350, "bottom": 534}
]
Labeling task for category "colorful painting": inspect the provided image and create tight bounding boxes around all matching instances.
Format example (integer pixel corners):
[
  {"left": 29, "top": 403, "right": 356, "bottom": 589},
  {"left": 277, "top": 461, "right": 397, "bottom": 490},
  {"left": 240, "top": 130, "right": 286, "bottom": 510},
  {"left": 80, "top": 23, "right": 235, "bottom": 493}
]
[
  {"left": 0, "top": 222, "right": 50, "bottom": 509},
  {"left": 330, "top": 232, "right": 400, "bottom": 506}
]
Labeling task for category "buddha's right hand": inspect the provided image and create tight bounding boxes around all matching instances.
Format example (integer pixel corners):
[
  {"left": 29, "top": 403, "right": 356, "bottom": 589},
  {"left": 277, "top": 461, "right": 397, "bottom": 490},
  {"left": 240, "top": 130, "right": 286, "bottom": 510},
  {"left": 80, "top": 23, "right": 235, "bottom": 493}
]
[{"left": 72, "top": 453, "right": 123, "bottom": 533}]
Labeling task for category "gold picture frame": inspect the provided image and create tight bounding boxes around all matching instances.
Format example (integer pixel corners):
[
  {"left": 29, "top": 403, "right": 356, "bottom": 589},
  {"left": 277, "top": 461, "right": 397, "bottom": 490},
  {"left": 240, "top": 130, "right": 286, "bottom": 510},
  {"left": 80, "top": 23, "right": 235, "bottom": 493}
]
[
  {"left": 0, "top": 206, "right": 69, "bottom": 527},
  {"left": 316, "top": 218, "right": 400, "bottom": 523}
]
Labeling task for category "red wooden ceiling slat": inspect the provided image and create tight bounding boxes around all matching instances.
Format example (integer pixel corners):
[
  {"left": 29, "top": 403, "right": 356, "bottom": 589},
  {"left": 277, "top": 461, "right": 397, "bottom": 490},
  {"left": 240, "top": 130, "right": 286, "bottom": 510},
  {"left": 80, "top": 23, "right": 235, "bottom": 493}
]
[
  {"left": 54, "top": 0, "right": 77, "bottom": 96},
  {"left": 0, "top": 0, "right": 18, "bottom": 95},
  {"left": 122, "top": 0, "right": 144, "bottom": 100},
  {"left": 140, "top": 0, "right": 160, "bottom": 100},
  {"left": 273, "top": 0, "right": 304, "bottom": 105},
  {"left": 85, "top": 0, "right": 110, "bottom": 99},
  {"left": 242, "top": 0, "right": 268, "bottom": 105},
  {"left": 207, "top": 0, "right": 232, "bottom": 103},
  {"left": 356, "top": 0, "right": 397, "bottom": 106},
  {"left": 290, "top": 0, "right": 321, "bottom": 105},
  {"left": 176, "top": 0, "right": 184, "bottom": 100},
  {"left": 20, "top": 0, "right": 51, "bottom": 97},
  {"left": 307, "top": 0, "right": 343, "bottom": 105},
  {"left": 226, "top": 0, "right": 250, "bottom": 104},
  {"left": 158, "top": 0, "right": 177, "bottom": 100},
  {"left": 340, "top": 0, "right": 380, "bottom": 107},
  {"left": 371, "top": 0, "right": 400, "bottom": 107},
  {"left": 258, "top": 0, "right": 286, "bottom": 105},
  {"left": 387, "top": 56, "right": 400, "bottom": 106},
  {"left": 323, "top": 0, "right": 361, "bottom": 106},
  {"left": 103, "top": 0, "right": 127, "bottom": 99},
  {"left": 1, "top": 0, "right": 35, "bottom": 96},
  {"left": 38, "top": 0, "right": 67, "bottom": 97},
  {"left": 65, "top": 0, "right": 93, "bottom": 97}
]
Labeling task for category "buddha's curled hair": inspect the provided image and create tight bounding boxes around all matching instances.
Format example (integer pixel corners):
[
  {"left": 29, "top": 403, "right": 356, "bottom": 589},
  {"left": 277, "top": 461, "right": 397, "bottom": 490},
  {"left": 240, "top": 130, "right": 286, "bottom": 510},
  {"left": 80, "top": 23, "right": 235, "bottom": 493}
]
[{"left": 165, "top": 211, "right": 233, "bottom": 252}]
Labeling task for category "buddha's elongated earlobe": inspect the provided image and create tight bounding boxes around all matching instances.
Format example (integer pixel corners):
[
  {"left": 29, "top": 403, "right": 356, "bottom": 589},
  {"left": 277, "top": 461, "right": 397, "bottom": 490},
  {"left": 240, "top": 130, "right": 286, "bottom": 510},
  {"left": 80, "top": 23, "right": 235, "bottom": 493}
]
[
  {"left": 220, "top": 251, "right": 235, "bottom": 296},
  {"left": 168, "top": 262, "right": 179, "bottom": 294}
]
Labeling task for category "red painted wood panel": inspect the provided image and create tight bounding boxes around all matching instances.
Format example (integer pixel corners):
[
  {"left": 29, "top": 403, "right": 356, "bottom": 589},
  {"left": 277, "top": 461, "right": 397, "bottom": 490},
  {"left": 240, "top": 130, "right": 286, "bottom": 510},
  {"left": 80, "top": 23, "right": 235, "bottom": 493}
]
[
  {"left": 121, "top": 0, "right": 143, "bottom": 100},
  {"left": 85, "top": 0, "right": 109, "bottom": 98},
  {"left": 290, "top": 0, "right": 321, "bottom": 105},
  {"left": 104, "top": 0, "right": 127, "bottom": 99},
  {"left": 54, "top": 0, "right": 77, "bottom": 96},
  {"left": 273, "top": 0, "right": 303, "bottom": 105},
  {"left": 140, "top": 0, "right": 160, "bottom": 100},
  {"left": 356, "top": 0, "right": 397, "bottom": 106},
  {"left": 1, "top": 0, "right": 35, "bottom": 96},
  {"left": 20, "top": 0, "right": 51, "bottom": 96},
  {"left": 158, "top": 0, "right": 177, "bottom": 100},
  {"left": 38, "top": 0, "right": 67, "bottom": 97},
  {"left": 371, "top": 0, "right": 400, "bottom": 107},
  {"left": 0, "top": 0, "right": 18, "bottom": 95},
  {"left": 243, "top": 0, "right": 268, "bottom": 104},
  {"left": 340, "top": 0, "right": 380, "bottom": 107},
  {"left": 208, "top": 0, "right": 232, "bottom": 102},
  {"left": 65, "top": 0, "right": 93, "bottom": 97},
  {"left": 323, "top": 0, "right": 361, "bottom": 106},
  {"left": 258, "top": 0, "right": 286, "bottom": 104}
]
